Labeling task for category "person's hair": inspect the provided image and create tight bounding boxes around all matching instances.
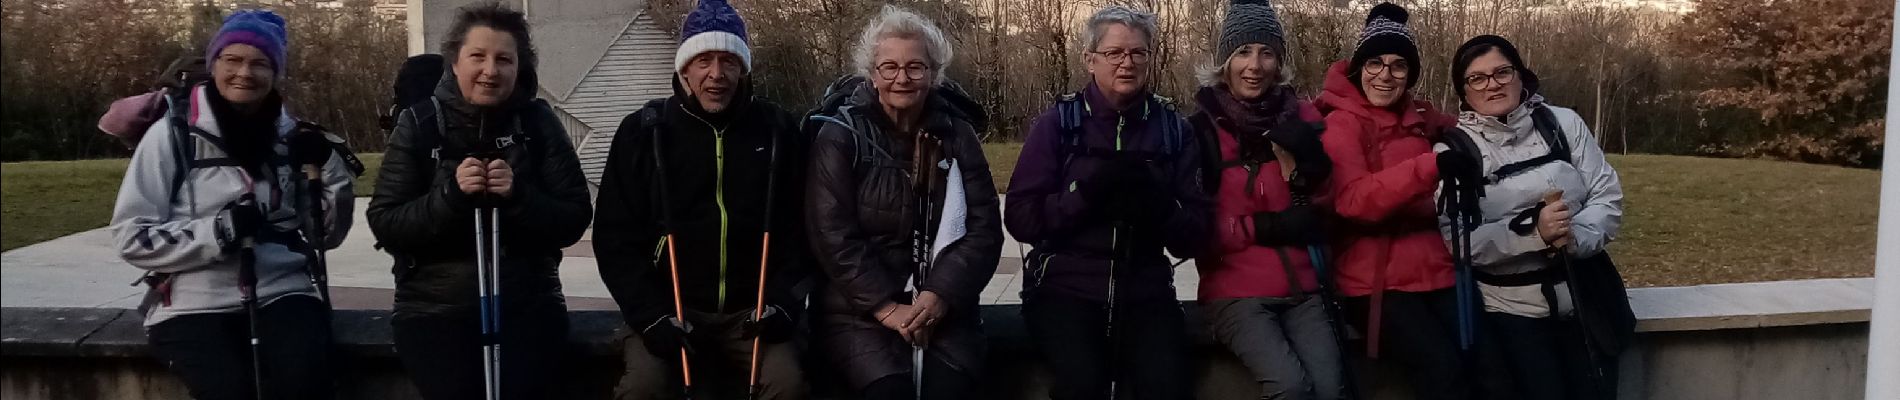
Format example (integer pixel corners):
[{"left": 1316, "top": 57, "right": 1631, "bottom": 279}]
[
  {"left": 1195, "top": 45, "right": 1296, "bottom": 88},
  {"left": 1451, "top": 41, "right": 1539, "bottom": 98},
  {"left": 1083, "top": 6, "right": 1158, "bottom": 53},
  {"left": 851, "top": 5, "right": 954, "bottom": 84},
  {"left": 440, "top": 2, "right": 536, "bottom": 69}
]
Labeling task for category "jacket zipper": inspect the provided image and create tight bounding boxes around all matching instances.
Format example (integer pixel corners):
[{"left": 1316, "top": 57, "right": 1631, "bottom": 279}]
[
  {"left": 714, "top": 127, "right": 729, "bottom": 310},
  {"left": 682, "top": 107, "right": 733, "bottom": 310}
]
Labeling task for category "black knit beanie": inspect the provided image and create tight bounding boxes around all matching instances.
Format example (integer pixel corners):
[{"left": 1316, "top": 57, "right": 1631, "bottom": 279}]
[
  {"left": 1219, "top": 0, "right": 1287, "bottom": 62},
  {"left": 1349, "top": 3, "right": 1420, "bottom": 90},
  {"left": 1451, "top": 35, "right": 1540, "bottom": 100}
]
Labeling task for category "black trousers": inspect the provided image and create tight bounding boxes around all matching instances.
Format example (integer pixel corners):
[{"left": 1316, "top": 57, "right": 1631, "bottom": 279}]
[
  {"left": 857, "top": 351, "right": 977, "bottom": 400},
  {"left": 392, "top": 301, "right": 571, "bottom": 400},
  {"left": 147, "top": 295, "right": 334, "bottom": 400},
  {"left": 1478, "top": 312, "right": 1613, "bottom": 400},
  {"left": 1024, "top": 291, "right": 1190, "bottom": 400},
  {"left": 1341, "top": 289, "right": 1514, "bottom": 400}
]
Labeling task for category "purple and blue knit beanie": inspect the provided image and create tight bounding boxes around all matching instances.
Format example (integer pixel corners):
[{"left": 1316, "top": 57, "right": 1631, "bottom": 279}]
[
  {"left": 205, "top": 10, "right": 289, "bottom": 79},
  {"left": 674, "top": 0, "right": 751, "bottom": 73}
]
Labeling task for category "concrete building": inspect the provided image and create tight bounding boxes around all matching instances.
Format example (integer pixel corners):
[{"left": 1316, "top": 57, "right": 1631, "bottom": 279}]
[{"left": 409, "top": 0, "right": 677, "bottom": 190}]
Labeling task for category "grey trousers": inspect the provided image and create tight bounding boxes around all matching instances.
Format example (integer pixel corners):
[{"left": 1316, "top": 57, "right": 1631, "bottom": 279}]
[
  {"left": 1204, "top": 296, "right": 1346, "bottom": 400},
  {"left": 613, "top": 308, "right": 808, "bottom": 400}
]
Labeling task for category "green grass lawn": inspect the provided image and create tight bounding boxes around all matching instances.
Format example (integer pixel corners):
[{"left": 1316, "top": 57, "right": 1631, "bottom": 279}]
[
  {"left": 1, "top": 150, "right": 1880, "bottom": 287},
  {"left": 0, "top": 154, "right": 383, "bottom": 251}
]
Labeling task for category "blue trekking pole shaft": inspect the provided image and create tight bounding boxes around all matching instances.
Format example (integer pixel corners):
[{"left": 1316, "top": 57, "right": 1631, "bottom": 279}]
[{"left": 473, "top": 207, "right": 499, "bottom": 400}]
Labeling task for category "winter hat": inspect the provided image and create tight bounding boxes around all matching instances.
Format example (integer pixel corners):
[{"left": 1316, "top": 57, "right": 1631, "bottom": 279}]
[
  {"left": 675, "top": 0, "right": 752, "bottom": 73},
  {"left": 1451, "top": 35, "right": 1539, "bottom": 99},
  {"left": 1218, "top": 0, "right": 1287, "bottom": 63},
  {"left": 1349, "top": 3, "right": 1419, "bottom": 89},
  {"left": 204, "top": 10, "right": 290, "bottom": 79}
]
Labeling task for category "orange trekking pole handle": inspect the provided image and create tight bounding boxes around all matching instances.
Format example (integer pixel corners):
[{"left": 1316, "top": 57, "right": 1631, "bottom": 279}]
[{"left": 664, "top": 234, "right": 693, "bottom": 394}]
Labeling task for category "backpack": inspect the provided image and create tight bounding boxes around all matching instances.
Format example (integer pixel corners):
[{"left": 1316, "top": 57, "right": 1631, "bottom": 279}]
[{"left": 1048, "top": 92, "right": 1188, "bottom": 177}]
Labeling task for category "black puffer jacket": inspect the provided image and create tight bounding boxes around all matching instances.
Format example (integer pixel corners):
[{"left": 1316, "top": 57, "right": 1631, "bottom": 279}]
[
  {"left": 804, "top": 81, "right": 1003, "bottom": 389},
  {"left": 367, "top": 66, "right": 593, "bottom": 318}
]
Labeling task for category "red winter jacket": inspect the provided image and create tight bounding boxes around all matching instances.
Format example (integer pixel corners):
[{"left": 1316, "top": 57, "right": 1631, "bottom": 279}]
[
  {"left": 1313, "top": 60, "right": 1457, "bottom": 297},
  {"left": 1193, "top": 95, "right": 1328, "bottom": 301}
]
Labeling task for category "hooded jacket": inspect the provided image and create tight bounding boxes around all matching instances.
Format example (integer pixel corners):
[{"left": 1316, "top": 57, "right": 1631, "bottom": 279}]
[
  {"left": 1190, "top": 85, "right": 1327, "bottom": 301},
  {"left": 1438, "top": 96, "right": 1623, "bottom": 318},
  {"left": 592, "top": 78, "right": 813, "bottom": 329},
  {"left": 805, "top": 80, "right": 1003, "bottom": 388},
  {"left": 367, "top": 66, "right": 593, "bottom": 318},
  {"left": 113, "top": 84, "right": 355, "bottom": 327},
  {"left": 1313, "top": 60, "right": 1458, "bottom": 297},
  {"left": 1005, "top": 83, "right": 1213, "bottom": 305}
]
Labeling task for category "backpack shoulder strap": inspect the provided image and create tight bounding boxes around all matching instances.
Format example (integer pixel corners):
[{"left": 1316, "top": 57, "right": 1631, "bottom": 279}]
[
  {"left": 1151, "top": 94, "right": 1185, "bottom": 155},
  {"left": 1530, "top": 105, "right": 1571, "bottom": 164}
]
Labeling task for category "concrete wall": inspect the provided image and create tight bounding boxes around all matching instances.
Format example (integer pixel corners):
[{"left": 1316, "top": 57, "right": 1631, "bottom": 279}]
[{"left": 1, "top": 279, "right": 1874, "bottom": 399}]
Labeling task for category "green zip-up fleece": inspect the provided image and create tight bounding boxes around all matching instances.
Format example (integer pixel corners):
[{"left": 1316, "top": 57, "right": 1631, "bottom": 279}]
[{"left": 593, "top": 84, "right": 813, "bottom": 330}]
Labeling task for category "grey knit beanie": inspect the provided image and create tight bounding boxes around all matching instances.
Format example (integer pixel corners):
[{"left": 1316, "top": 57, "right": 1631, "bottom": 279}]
[{"left": 1218, "top": 0, "right": 1286, "bottom": 62}]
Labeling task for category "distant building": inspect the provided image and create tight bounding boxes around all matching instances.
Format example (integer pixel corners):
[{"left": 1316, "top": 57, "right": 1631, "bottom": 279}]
[{"left": 411, "top": 0, "right": 677, "bottom": 190}]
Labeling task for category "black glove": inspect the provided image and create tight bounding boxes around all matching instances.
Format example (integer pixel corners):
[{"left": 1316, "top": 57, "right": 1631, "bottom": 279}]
[
  {"left": 1253, "top": 204, "right": 1324, "bottom": 246},
  {"left": 1267, "top": 120, "right": 1331, "bottom": 194},
  {"left": 640, "top": 315, "right": 695, "bottom": 359},
  {"left": 291, "top": 124, "right": 335, "bottom": 169},
  {"left": 740, "top": 305, "right": 796, "bottom": 343},
  {"left": 1096, "top": 159, "right": 1172, "bottom": 223},
  {"left": 225, "top": 193, "right": 265, "bottom": 246},
  {"left": 1081, "top": 159, "right": 1140, "bottom": 206}
]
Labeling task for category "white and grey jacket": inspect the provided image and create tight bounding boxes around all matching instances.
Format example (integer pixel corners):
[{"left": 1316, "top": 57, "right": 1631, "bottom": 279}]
[
  {"left": 1435, "top": 98, "right": 1624, "bottom": 318},
  {"left": 111, "top": 85, "right": 354, "bottom": 327}
]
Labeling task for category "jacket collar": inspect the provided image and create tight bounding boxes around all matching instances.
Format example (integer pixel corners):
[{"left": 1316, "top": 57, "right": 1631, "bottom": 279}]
[
  {"left": 1081, "top": 82, "right": 1162, "bottom": 122},
  {"left": 1457, "top": 94, "right": 1546, "bottom": 145},
  {"left": 188, "top": 84, "right": 295, "bottom": 139}
]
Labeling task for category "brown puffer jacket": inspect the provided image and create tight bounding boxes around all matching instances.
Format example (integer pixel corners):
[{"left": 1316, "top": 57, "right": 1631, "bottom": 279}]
[{"left": 803, "top": 81, "right": 1003, "bottom": 389}]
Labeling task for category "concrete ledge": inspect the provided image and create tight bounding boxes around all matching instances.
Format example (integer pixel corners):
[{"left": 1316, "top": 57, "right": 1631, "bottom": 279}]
[
  {"left": 1629, "top": 278, "right": 1873, "bottom": 332},
  {"left": 1, "top": 278, "right": 1875, "bottom": 399}
]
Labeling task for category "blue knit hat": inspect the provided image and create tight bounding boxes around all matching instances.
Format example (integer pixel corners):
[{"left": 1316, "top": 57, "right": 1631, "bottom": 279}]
[
  {"left": 205, "top": 10, "right": 289, "bottom": 79},
  {"left": 674, "top": 0, "right": 751, "bottom": 73}
]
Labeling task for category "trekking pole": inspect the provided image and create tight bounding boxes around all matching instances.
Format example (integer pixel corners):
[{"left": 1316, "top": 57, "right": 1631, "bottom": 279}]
[
  {"left": 239, "top": 224, "right": 266, "bottom": 400},
  {"left": 1294, "top": 193, "right": 1362, "bottom": 400},
  {"left": 488, "top": 204, "right": 503, "bottom": 397},
  {"left": 1104, "top": 221, "right": 1126, "bottom": 400},
  {"left": 653, "top": 133, "right": 695, "bottom": 400},
  {"left": 473, "top": 203, "right": 500, "bottom": 400},
  {"left": 301, "top": 165, "right": 332, "bottom": 308},
  {"left": 1555, "top": 241, "right": 1609, "bottom": 399},
  {"left": 747, "top": 129, "right": 782, "bottom": 400}
]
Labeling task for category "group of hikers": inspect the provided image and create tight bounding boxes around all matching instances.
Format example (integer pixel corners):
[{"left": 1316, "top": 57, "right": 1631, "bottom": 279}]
[{"left": 106, "top": 0, "right": 1632, "bottom": 399}]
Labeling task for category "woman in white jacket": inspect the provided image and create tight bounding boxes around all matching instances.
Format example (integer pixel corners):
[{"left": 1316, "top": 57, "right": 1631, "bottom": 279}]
[
  {"left": 1435, "top": 35, "right": 1625, "bottom": 400},
  {"left": 111, "top": 10, "right": 354, "bottom": 400}
]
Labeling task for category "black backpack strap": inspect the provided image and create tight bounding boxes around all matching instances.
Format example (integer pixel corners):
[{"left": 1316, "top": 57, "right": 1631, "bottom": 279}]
[
  {"left": 1485, "top": 105, "right": 1574, "bottom": 183},
  {"left": 1530, "top": 105, "right": 1571, "bottom": 163}
]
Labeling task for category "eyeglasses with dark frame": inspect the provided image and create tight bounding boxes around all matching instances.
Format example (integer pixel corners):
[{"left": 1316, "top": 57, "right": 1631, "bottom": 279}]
[
  {"left": 1091, "top": 48, "right": 1153, "bottom": 65},
  {"left": 875, "top": 61, "right": 932, "bottom": 81},
  {"left": 1464, "top": 65, "right": 1519, "bottom": 91},
  {"left": 1362, "top": 58, "right": 1411, "bottom": 79}
]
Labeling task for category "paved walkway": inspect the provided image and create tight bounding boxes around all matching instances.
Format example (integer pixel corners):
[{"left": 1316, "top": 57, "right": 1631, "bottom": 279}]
[{"left": 1, "top": 198, "right": 1201, "bottom": 311}]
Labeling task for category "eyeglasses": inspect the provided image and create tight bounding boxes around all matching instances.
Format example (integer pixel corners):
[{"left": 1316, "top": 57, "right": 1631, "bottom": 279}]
[
  {"left": 1091, "top": 48, "right": 1153, "bottom": 65},
  {"left": 875, "top": 62, "right": 932, "bottom": 81},
  {"left": 1464, "top": 65, "right": 1518, "bottom": 90},
  {"left": 1362, "top": 58, "right": 1410, "bottom": 79}
]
